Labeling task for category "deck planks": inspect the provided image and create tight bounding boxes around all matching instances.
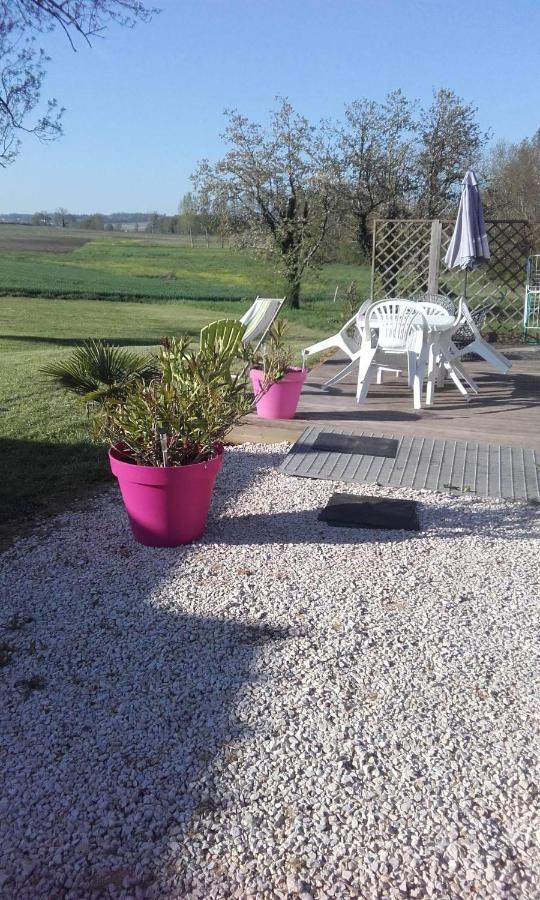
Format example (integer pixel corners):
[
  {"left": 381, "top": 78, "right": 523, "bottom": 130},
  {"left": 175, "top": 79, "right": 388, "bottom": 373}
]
[
  {"left": 233, "top": 352, "right": 540, "bottom": 452},
  {"left": 279, "top": 426, "right": 540, "bottom": 502}
]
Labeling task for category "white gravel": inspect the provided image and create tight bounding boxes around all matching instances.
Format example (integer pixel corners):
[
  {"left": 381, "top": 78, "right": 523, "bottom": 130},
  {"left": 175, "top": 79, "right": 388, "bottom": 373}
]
[{"left": 1, "top": 443, "right": 539, "bottom": 899}]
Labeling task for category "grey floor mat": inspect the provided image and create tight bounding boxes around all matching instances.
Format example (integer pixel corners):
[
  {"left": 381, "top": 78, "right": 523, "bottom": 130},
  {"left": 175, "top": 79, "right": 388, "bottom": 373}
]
[{"left": 279, "top": 426, "right": 540, "bottom": 502}]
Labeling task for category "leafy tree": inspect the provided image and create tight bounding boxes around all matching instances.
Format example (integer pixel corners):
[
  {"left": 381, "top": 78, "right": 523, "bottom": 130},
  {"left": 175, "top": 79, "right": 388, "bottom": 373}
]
[
  {"left": 81, "top": 212, "right": 104, "bottom": 230},
  {"left": 484, "top": 130, "right": 540, "bottom": 221},
  {"left": 414, "top": 89, "right": 489, "bottom": 216},
  {"left": 194, "top": 98, "right": 339, "bottom": 308},
  {"left": 147, "top": 211, "right": 161, "bottom": 233},
  {"left": 53, "top": 207, "right": 69, "bottom": 227},
  {"left": 0, "top": 0, "right": 156, "bottom": 167},
  {"left": 339, "top": 90, "right": 416, "bottom": 254},
  {"left": 196, "top": 196, "right": 214, "bottom": 248},
  {"left": 178, "top": 192, "right": 200, "bottom": 246},
  {"left": 211, "top": 197, "right": 231, "bottom": 248}
]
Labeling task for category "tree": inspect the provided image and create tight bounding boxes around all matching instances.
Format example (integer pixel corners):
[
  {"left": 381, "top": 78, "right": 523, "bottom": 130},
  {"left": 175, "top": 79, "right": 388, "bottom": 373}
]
[
  {"left": 147, "top": 211, "right": 160, "bottom": 234},
  {"left": 197, "top": 197, "right": 214, "bottom": 248},
  {"left": 0, "top": 0, "right": 156, "bottom": 167},
  {"left": 194, "top": 98, "right": 339, "bottom": 308},
  {"left": 54, "top": 207, "right": 69, "bottom": 227},
  {"left": 31, "top": 209, "right": 52, "bottom": 225},
  {"left": 339, "top": 90, "right": 416, "bottom": 254},
  {"left": 414, "top": 89, "right": 489, "bottom": 217},
  {"left": 211, "top": 197, "right": 231, "bottom": 248},
  {"left": 81, "top": 212, "right": 104, "bottom": 230},
  {"left": 484, "top": 131, "right": 540, "bottom": 221},
  {"left": 178, "top": 192, "right": 199, "bottom": 247}
]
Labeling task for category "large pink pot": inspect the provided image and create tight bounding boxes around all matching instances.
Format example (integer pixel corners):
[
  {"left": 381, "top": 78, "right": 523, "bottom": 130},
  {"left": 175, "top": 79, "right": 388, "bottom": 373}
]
[
  {"left": 109, "top": 445, "right": 223, "bottom": 547},
  {"left": 249, "top": 367, "right": 307, "bottom": 419}
]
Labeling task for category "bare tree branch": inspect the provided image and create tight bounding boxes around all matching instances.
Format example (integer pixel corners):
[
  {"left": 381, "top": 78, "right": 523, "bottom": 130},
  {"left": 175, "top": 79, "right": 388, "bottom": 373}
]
[{"left": 0, "top": 0, "right": 157, "bottom": 166}]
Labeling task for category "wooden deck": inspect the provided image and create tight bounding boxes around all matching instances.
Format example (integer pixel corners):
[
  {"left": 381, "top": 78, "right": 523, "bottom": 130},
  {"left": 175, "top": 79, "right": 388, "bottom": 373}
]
[{"left": 232, "top": 351, "right": 540, "bottom": 451}]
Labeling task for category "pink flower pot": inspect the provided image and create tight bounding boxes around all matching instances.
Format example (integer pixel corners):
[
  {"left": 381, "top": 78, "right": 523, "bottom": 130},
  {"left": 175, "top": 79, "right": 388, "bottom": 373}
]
[
  {"left": 249, "top": 367, "right": 307, "bottom": 419},
  {"left": 109, "top": 445, "right": 223, "bottom": 547}
]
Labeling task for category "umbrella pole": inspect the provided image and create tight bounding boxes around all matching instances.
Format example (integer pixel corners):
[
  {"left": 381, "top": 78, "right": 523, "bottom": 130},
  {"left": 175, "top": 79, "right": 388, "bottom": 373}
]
[{"left": 463, "top": 268, "right": 468, "bottom": 301}]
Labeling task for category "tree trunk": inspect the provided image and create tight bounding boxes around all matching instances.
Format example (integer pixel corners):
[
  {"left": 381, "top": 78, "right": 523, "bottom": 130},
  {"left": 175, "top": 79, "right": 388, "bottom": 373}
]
[
  {"left": 288, "top": 279, "right": 301, "bottom": 309},
  {"left": 356, "top": 213, "right": 371, "bottom": 255}
]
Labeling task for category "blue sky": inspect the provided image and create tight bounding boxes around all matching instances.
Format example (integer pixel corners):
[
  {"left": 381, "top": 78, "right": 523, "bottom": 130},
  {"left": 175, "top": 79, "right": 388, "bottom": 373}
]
[{"left": 2, "top": 0, "right": 538, "bottom": 214}]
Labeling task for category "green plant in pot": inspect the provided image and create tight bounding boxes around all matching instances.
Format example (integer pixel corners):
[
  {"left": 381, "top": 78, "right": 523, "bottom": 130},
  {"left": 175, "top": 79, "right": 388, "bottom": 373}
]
[
  {"left": 42, "top": 323, "right": 252, "bottom": 546},
  {"left": 249, "top": 320, "right": 307, "bottom": 420}
]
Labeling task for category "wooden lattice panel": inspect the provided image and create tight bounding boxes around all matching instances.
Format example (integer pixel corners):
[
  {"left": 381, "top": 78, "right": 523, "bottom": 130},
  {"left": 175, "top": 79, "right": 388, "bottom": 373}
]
[
  {"left": 372, "top": 218, "right": 533, "bottom": 333},
  {"left": 439, "top": 220, "right": 532, "bottom": 332},
  {"left": 371, "top": 220, "right": 433, "bottom": 300}
]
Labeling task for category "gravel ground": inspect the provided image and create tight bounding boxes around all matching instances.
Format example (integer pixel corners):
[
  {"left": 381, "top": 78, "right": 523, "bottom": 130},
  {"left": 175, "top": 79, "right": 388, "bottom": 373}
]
[{"left": 1, "top": 443, "right": 539, "bottom": 899}]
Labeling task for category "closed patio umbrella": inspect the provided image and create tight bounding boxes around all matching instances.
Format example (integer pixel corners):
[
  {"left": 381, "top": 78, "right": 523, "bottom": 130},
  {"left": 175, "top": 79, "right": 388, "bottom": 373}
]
[{"left": 444, "top": 169, "right": 490, "bottom": 297}]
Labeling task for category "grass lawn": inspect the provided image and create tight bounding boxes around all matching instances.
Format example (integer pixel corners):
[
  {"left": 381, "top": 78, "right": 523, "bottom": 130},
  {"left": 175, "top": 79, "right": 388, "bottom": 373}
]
[{"left": 0, "top": 293, "right": 351, "bottom": 547}]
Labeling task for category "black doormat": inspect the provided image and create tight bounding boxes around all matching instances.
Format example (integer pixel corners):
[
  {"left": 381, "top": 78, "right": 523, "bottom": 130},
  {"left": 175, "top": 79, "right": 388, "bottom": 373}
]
[
  {"left": 312, "top": 432, "right": 398, "bottom": 458},
  {"left": 319, "top": 492, "right": 420, "bottom": 531}
]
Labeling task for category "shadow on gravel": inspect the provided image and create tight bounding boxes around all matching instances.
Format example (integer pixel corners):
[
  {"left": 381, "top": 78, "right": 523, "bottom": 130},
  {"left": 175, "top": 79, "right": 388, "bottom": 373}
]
[
  {"left": 211, "top": 495, "right": 538, "bottom": 544},
  {"left": 1, "top": 538, "right": 287, "bottom": 897},
  {"left": 1, "top": 447, "right": 294, "bottom": 896}
]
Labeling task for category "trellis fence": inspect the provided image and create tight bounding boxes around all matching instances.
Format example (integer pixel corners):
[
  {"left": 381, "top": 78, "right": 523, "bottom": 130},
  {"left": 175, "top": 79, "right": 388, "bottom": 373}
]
[{"left": 370, "top": 218, "right": 539, "bottom": 333}]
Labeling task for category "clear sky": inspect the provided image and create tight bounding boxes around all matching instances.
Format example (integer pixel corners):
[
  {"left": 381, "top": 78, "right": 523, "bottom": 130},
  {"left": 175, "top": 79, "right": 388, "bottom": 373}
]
[{"left": 2, "top": 0, "right": 538, "bottom": 215}]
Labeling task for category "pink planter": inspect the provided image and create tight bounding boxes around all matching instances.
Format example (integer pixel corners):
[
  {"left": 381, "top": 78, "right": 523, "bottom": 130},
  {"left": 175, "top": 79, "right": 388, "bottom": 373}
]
[
  {"left": 109, "top": 445, "right": 223, "bottom": 547},
  {"left": 249, "top": 367, "right": 307, "bottom": 419}
]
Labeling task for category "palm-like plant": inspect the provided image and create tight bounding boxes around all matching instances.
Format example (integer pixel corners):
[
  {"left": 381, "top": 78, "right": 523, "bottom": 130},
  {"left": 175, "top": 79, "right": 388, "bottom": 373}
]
[{"left": 41, "top": 339, "right": 159, "bottom": 404}]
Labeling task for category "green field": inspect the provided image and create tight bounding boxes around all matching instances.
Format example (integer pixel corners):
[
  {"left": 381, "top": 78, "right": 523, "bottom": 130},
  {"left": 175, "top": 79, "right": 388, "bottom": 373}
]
[
  {"left": 0, "top": 225, "right": 369, "bottom": 302},
  {"left": 0, "top": 228, "right": 370, "bottom": 546}
]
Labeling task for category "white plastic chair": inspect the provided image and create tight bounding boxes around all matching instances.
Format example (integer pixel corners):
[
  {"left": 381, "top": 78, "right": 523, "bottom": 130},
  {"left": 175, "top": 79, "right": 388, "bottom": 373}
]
[
  {"left": 356, "top": 301, "right": 429, "bottom": 410},
  {"left": 444, "top": 298, "right": 512, "bottom": 374},
  {"left": 302, "top": 299, "right": 375, "bottom": 389},
  {"left": 414, "top": 300, "right": 475, "bottom": 402},
  {"left": 240, "top": 297, "right": 285, "bottom": 351},
  {"left": 302, "top": 300, "right": 368, "bottom": 365}
]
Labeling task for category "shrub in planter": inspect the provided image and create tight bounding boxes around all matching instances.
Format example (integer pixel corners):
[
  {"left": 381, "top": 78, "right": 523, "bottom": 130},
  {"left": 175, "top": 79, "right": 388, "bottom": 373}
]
[
  {"left": 249, "top": 320, "right": 307, "bottom": 419},
  {"left": 43, "top": 325, "right": 252, "bottom": 546}
]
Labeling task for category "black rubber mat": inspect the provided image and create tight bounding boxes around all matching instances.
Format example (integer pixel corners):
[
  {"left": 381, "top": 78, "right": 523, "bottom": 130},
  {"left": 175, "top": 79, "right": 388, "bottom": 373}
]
[
  {"left": 312, "top": 432, "right": 398, "bottom": 458},
  {"left": 318, "top": 492, "right": 420, "bottom": 531}
]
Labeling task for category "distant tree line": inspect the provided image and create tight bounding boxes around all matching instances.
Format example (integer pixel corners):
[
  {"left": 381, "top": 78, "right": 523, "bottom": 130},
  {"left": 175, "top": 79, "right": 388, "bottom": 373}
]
[
  {"left": 26, "top": 210, "right": 154, "bottom": 230},
  {"left": 144, "top": 194, "right": 242, "bottom": 246},
  {"left": 25, "top": 204, "right": 237, "bottom": 237}
]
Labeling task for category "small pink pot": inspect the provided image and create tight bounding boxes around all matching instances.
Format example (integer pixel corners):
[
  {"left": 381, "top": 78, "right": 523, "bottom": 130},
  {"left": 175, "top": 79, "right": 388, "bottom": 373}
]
[
  {"left": 249, "top": 367, "right": 307, "bottom": 419},
  {"left": 109, "top": 445, "right": 223, "bottom": 547}
]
